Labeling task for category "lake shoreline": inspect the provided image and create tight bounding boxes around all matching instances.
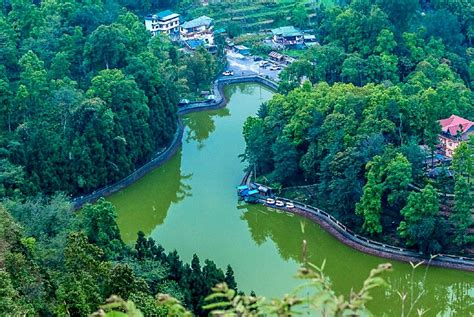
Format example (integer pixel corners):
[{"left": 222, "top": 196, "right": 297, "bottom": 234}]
[
  {"left": 75, "top": 77, "right": 473, "bottom": 272},
  {"left": 71, "top": 75, "right": 278, "bottom": 209},
  {"left": 259, "top": 197, "right": 474, "bottom": 272}
]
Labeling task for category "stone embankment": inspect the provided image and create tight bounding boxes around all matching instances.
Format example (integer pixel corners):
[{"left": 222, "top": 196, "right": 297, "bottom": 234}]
[{"left": 257, "top": 194, "right": 474, "bottom": 272}]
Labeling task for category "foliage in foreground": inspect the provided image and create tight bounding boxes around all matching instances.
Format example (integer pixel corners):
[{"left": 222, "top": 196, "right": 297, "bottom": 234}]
[
  {"left": 95, "top": 261, "right": 393, "bottom": 317},
  {"left": 0, "top": 197, "right": 237, "bottom": 316}
]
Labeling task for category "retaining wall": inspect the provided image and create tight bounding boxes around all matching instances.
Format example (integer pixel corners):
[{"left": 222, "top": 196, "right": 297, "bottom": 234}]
[{"left": 260, "top": 197, "right": 474, "bottom": 271}]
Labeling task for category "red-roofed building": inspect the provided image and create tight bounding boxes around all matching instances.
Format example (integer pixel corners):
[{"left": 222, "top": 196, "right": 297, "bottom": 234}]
[{"left": 438, "top": 115, "right": 474, "bottom": 157}]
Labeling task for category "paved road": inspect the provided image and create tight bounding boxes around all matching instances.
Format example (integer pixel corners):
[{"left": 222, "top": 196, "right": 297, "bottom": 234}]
[{"left": 225, "top": 50, "right": 282, "bottom": 81}]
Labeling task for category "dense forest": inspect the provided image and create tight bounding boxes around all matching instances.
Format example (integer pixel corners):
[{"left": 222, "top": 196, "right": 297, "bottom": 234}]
[
  {"left": 0, "top": 0, "right": 225, "bottom": 315},
  {"left": 243, "top": 0, "right": 473, "bottom": 254},
  {"left": 1, "top": 196, "right": 237, "bottom": 315},
  {"left": 1, "top": 0, "right": 473, "bottom": 315},
  {"left": 0, "top": 0, "right": 219, "bottom": 198}
]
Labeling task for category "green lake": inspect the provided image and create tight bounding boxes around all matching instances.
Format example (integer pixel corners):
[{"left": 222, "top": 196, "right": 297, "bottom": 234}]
[{"left": 110, "top": 83, "right": 473, "bottom": 316}]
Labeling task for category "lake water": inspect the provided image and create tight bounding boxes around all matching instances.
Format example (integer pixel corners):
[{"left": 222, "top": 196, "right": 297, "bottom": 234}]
[{"left": 110, "top": 83, "right": 473, "bottom": 316}]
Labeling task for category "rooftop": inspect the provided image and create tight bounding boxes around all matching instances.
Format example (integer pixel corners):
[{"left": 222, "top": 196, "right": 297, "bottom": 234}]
[
  {"left": 146, "top": 10, "right": 180, "bottom": 21},
  {"left": 234, "top": 45, "right": 249, "bottom": 50},
  {"left": 214, "top": 28, "right": 226, "bottom": 35},
  {"left": 269, "top": 51, "right": 284, "bottom": 59},
  {"left": 439, "top": 115, "right": 474, "bottom": 137},
  {"left": 271, "top": 26, "right": 302, "bottom": 37},
  {"left": 181, "top": 16, "right": 213, "bottom": 29},
  {"left": 185, "top": 39, "right": 205, "bottom": 50}
]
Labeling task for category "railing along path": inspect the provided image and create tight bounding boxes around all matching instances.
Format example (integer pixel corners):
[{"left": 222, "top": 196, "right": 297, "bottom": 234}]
[{"left": 255, "top": 194, "right": 474, "bottom": 271}]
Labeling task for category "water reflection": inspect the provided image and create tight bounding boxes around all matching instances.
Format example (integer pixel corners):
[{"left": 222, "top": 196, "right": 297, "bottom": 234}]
[
  {"left": 240, "top": 204, "right": 306, "bottom": 262},
  {"left": 385, "top": 270, "right": 474, "bottom": 316},
  {"left": 113, "top": 83, "right": 473, "bottom": 316},
  {"left": 240, "top": 204, "right": 474, "bottom": 316},
  {"left": 184, "top": 107, "right": 230, "bottom": 149},
  {"left": 111, "top": 149, "right": 193, "bottom": 242}
]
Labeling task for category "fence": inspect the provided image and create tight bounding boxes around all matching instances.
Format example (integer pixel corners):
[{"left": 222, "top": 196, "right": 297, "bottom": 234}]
[
  {"left": 259, "top": 196, "right": 474, "bottom": 271},
  {"left": 72, "top": 119, "right": 185, "bottom": 209},
  {"left": 178, "top": 75, "right": 278, "bottom": 115},
  {"left": 72, "top": 75, "right": 278, "bottom": 209}
]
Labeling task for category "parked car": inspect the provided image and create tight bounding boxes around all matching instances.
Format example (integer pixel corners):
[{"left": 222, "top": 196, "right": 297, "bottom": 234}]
[
  {"left": 269, "top": 66, "right": 280, "bottom": 71},
  {"left": 222, "top": 70, "right": 234, "bottom": 76},
  {"left": 205, "top": 94, "right": 216, "bottom": 103},
  {"left": 178, "top": 99, "right": 190, "bottom": 107},
  {"left": 253, "top": 56, "right": 263, "bottom": 61}
]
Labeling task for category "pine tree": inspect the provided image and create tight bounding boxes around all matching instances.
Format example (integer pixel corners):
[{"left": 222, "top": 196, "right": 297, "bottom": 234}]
[
  {"left": 135, "top": 231, "right": 149, "bottom": 260},
  {"left": 225, "top": 265, "right": 237, "bottom": 290}
]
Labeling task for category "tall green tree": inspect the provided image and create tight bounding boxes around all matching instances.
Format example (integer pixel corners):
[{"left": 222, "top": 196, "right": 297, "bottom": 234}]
[
  {"left": 17, "top": 50, "right": 48, "bottom": 118},
  {"left": 398, "top": 184, "right": 443, "bottom": 253},
  {"left": 80, "top": 198, "right": 124, "bottom": 259},
  {"left": 56, "top": 231, "right": 109, "bottom": 316},
  {"left": 356, "top": 161, "right": 383, "bottom": 235},
  {"left": 83, "top": 24, "right": 129, "bottom": 71},
  {"left": 384, "top": 153, "right": 412, "bottom": 208},
  {"left": 451, "top": 176, "right": 473, "bottom": 248}
]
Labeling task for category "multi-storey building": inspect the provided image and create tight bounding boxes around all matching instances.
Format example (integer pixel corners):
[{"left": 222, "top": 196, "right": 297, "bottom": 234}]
[
  {"left": 438, "top": 114, "right": 474, "bottom": 157},
  {"left": 145, "top": 10, "right": 180, "bottom": 36}
]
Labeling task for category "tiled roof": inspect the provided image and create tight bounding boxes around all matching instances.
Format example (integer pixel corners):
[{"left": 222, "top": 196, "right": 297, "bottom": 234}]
[{"left": 439, "top": 115, "right": 474, "bottom": 137}]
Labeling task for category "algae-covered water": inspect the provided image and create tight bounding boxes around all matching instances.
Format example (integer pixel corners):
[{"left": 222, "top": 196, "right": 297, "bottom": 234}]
[{"left": 110, "top": 83, "right": 473, "bottom": 316}]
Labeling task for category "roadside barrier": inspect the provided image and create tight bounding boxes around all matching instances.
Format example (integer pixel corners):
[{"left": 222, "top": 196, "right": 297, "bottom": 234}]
[
  {"left": 178, "top": 75, "right": 278, "bottom": 115},
  {"left": 258, "top": 195, "right": 474, "bottom": 271},
  {"left": 72, "top": 119, "right": 185, "bottom": 209}
]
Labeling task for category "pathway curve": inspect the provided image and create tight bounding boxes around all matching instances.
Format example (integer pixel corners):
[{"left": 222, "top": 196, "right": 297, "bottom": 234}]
[{"left": 72, "top": 75, "right": 278, "bottom": 209}]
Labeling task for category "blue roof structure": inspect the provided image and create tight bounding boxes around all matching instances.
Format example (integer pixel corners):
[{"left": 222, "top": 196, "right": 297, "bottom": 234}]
[
  {"left": 146, "top": 10, "right": 179, "bottom": 21},
  {"left": 157, "top": 10, "right": 174, "bottom": 19},
  {"left": 185, "top": 39, "right": 205, "bottom": 50},
  {"left": 214, "top": 28, "right": 226, "bottom": 34}
]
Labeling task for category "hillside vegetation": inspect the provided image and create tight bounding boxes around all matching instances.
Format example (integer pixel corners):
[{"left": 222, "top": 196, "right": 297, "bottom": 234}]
[{"left": 243, "top": 0, "right": 474, "bottom": 254}]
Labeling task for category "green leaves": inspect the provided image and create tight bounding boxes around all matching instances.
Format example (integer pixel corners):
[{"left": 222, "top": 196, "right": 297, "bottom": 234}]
[
  {"left": 80, "top": 198, "right": 124, "bottom": 260},
  {"left": 398, "top": 184, "right": 442, "bottom": 253},
  {"left": 356, "top": 163, "right": 383, "bottom": 235}
]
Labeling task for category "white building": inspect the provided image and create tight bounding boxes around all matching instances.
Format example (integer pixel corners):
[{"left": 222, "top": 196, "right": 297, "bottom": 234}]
[
  {"left": 180, "top": 16, "right": 214, "bottom": 45},
  {"left": 145, "top": 10, "right": 180, "bottom": 36}
]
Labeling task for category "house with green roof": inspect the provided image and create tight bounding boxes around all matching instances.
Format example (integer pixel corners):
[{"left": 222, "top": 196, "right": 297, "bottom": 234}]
[
  {"left": 271, "top": 26, "right": 303, "bottom": 46},
  {"left": 145, "top": 10, "right": 180, "bottom": 36}
]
